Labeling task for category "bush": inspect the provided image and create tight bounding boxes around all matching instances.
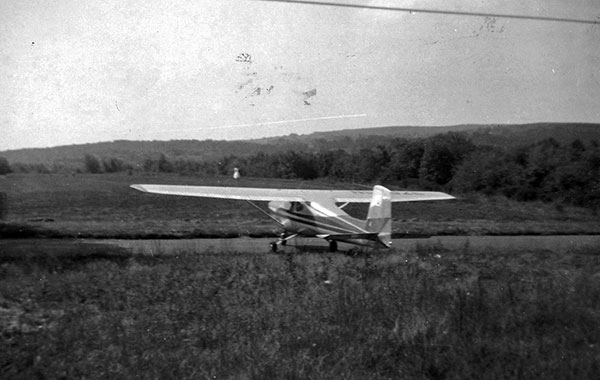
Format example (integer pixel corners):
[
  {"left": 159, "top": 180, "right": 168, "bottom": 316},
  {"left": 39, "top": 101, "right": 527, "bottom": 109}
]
[
  {"left": 0, "top": 192, "right": 6, "bottom": 219},
  {"left": 0, "top": 157, "right": 11, "bottom": 175},
  {"left": 83, "top": 154, "right": 102, "bottom": 173}
]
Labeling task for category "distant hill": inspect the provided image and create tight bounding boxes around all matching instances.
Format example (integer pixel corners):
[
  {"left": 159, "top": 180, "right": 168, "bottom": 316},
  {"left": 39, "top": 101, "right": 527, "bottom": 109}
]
[
  {"left": 0, "top": 140, "right": 288, "bottom": 168},
  {"left": 1, "top": 123, "right": 598, "bottom": 169},
  {"left": 258, "top": 124, "right": 483, "bottom": 142},
  {"left": 467, "top": 123, "right": 600, "bottom": 147},
  {"left": 256, "top": 123, "right": 600, "bottom": 147}
]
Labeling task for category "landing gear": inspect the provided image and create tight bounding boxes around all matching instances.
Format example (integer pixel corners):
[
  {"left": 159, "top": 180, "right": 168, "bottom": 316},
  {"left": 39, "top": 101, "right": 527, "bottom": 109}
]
[
  {"left": 328, "top": 240, "right": 338, "bottom": 252},
  {"left": 270, "top": 233, "right": 297, "bottom": 252}
]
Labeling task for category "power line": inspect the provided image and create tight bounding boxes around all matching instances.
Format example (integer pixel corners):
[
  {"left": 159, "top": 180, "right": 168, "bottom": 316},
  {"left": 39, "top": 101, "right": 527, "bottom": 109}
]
[{"left": 257, "top": 0, "right": 599, "bottom": 25}]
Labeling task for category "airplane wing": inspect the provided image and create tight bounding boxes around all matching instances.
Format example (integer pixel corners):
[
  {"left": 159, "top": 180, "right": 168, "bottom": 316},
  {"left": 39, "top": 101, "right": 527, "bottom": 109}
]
[
  {"left": 131, "top": 184, "right": 306, "bottom": 202},
  {"left": 131, "top": 184, "right": 454, "bottom": 203}
]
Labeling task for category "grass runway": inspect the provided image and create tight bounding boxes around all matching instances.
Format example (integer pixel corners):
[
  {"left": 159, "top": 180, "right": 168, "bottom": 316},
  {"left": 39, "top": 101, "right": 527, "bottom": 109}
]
[{"left": 87, "top": 235, "right": 600, "bottom": 256}]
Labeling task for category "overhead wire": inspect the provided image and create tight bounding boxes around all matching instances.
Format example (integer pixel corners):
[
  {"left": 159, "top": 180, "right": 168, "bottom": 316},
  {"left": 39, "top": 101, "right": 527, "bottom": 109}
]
[{"left": 256, "top": 0, "right": 600, "bottom": 25}]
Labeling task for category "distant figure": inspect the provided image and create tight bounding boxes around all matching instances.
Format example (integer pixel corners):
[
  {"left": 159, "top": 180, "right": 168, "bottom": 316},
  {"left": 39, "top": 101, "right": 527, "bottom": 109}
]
[{"left": 233, "top": 167, "right": 240, "bottom": 180}]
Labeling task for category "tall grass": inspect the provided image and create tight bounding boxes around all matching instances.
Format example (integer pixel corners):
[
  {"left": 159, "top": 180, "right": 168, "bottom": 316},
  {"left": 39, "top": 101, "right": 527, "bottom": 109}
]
[{"left": 1, "top": 242, "right": 599, "bottom": 379}]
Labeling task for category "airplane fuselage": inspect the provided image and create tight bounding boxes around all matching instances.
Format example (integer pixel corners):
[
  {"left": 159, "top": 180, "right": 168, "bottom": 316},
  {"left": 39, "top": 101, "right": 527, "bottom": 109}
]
[{"left": 268, "top": 200, "right": 379, "bottom": 248}]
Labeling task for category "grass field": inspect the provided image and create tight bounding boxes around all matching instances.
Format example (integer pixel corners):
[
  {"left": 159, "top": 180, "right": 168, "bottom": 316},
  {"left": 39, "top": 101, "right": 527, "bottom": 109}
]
[
  {"left": 1, "top": 173, "right": 599, "bottom": 238},
  {"left": 1, "top": 240, "right": 599, "bottom": 379}
]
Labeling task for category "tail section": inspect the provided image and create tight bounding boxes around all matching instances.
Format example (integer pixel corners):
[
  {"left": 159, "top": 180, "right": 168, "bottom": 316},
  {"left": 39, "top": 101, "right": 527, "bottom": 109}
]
[{"left": 365, "top": 185, "right": 392, "bottom": 247}]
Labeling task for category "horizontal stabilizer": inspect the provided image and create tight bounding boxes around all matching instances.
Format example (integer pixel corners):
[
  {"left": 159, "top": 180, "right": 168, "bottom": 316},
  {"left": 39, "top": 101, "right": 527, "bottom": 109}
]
[
  {"left": 317, "top": 233, "right": 379, "bottom": 241},
  {"left": 317, "top": 232, "right": 433, "bottom": 241}
]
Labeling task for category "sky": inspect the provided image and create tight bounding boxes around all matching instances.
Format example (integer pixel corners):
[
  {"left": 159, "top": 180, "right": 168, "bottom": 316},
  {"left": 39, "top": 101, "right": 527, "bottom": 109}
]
[{"left": 1, "top": 0, "right": 599, "bottom": 150}]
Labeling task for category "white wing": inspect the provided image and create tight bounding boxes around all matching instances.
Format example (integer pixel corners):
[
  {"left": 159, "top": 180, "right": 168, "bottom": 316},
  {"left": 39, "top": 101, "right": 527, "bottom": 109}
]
[{"left": 131, "top": 184, "right": 454, "bottom": 203}]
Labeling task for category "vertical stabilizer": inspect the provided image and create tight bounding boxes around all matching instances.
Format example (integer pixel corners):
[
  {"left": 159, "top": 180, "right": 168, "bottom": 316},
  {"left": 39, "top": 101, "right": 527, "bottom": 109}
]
[{"left": 365, "top": 185, "right": 392, "bottom": 247}]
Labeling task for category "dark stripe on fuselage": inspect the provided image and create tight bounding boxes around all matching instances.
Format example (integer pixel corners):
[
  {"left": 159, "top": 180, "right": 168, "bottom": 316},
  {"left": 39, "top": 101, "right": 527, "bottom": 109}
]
[
  {"left": 285, "top": 206, "right": 367, "bottom": 233},
  {"left": 274, "top": 209, "right": 359, "bottom": 235}
]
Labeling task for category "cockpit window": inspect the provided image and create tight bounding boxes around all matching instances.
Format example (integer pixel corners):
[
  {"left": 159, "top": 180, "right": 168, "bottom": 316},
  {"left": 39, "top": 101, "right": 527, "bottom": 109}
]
[{"left": 294, "top": 203, "right": 304, "bottom": 212}]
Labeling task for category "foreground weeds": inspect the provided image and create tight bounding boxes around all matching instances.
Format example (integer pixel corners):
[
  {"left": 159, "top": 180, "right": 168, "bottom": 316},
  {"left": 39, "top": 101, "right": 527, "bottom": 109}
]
[{"left": 1, "top": 242, "right": 599, "bottom": 379}]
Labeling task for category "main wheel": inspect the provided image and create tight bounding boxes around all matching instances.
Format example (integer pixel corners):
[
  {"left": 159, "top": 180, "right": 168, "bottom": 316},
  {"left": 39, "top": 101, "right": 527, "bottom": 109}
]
[
  {"left": 270, "top": 242, "right": 278, "bottom": 252},
  {"left": 280, "top": 233, "right": 287, "bottom": 246},
  {"left": 328, "top": 241, "right": 338, "bottom": 252}
]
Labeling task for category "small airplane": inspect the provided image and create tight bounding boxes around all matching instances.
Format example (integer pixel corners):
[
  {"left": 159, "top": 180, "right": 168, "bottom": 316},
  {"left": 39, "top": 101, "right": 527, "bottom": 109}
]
[{"left": 130, "top": 183, "right": 454, "bottom": 252}]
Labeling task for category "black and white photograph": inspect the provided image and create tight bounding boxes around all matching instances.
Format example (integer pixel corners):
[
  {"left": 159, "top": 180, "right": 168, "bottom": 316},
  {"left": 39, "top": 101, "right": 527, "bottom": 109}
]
[{"left": 1, "top": 1, "right": 599, "bottom": 378}]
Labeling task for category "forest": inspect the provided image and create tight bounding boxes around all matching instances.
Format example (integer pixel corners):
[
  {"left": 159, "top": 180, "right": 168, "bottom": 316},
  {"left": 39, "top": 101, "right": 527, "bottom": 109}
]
[
  {"left": 2, "top": 130, "right": 600, "bottom": 208},
  {"left": 200, "top": 134, "right": 600, "bottom": 207}
]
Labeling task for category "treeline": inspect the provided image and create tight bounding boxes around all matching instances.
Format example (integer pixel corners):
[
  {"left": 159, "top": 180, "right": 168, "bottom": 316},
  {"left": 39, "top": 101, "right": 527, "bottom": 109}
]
[
  {"left": 225, "top": 134, "right": 600, "bottom": 206},
  {"left": 3, "top": 132, "right": 599, "bottom": 206},
  {"left": 452, "top": 139, "right": 600, "bottom": 205}
]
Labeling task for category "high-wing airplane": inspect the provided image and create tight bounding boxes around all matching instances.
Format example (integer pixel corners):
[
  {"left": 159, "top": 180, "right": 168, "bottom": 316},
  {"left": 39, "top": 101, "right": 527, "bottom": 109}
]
[{"left": 130, "top": 184, "right": 454, "bottom": 252}]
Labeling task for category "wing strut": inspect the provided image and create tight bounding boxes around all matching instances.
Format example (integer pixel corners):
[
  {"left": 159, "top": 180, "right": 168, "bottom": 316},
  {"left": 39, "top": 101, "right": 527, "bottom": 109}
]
[{"left": 245, "top": 200, "right": 284, "bottom": 226}]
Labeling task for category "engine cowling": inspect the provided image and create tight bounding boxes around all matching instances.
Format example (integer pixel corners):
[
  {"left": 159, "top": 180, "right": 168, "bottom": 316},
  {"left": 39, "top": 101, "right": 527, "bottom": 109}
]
[{"left": 268, "top": 201, "right": 291, "bottom": 213}]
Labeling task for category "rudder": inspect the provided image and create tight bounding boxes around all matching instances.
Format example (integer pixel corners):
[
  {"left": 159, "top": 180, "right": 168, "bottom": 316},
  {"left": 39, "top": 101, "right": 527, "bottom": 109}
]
[{"left": 365, "top": 185, "right": 392, "bottom": 247}]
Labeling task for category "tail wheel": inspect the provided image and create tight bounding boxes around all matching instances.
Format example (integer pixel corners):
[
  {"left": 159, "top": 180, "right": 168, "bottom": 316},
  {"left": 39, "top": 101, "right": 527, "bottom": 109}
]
[
  {"left": 328, "top": 241, "right": 338, "bottom": 252},
  {"left": 270, "top": 242, "right": 278, "bottom": 252}
]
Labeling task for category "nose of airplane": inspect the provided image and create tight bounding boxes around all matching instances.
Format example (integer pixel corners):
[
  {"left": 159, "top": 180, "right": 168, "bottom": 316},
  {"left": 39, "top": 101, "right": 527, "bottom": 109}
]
[{"left": 268, "top": 200, "right": 291, "bottom": 213}]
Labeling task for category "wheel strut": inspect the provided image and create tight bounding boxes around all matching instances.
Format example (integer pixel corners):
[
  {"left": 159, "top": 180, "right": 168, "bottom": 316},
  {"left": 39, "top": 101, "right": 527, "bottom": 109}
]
[{"left": 328, "top": 240, "right": 338, "bottom": 252}]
